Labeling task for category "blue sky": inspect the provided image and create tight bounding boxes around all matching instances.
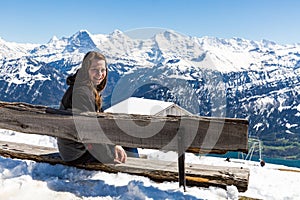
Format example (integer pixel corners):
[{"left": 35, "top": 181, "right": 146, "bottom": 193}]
[{"left": 0, "top": 0, "right": 299, "bottom": 44}]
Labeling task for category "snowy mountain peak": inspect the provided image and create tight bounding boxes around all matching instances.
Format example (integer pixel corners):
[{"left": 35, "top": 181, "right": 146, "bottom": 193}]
[
  {"left": 108, "top": 29, "right": 132, "bottom": 42},
  {"left": 48, "top": 35, "right": 59, "bottom": 44},
  {"left": 69, "top": 30, "right": 93, "bottom": 42},
  {"left": 0, "top": 37, "right": 38, "bottom": 59},
  {"left": 261, "top": 39, "right": 277, "bottom": 47},
  {"left": 154, "top": 30, "right": 187, "bottom": 42},
  {"left": 65, "top": 30, "right": 97, "bottom": 53},
  {"left": 110, "top": 29, "right": 124, "bottom": 36}
]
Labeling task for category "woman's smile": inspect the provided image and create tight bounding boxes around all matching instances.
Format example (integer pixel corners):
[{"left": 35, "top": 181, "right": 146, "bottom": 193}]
[{"left": 89, "top": 59, "right": 107, "bottom": 86}]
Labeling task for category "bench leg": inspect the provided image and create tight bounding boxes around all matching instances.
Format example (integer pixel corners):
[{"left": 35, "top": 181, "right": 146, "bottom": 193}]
[
  {"left": 178, "top": 150, "right": 186, "bottom": 191},
  {"left": 178, "top": 128, "right": 186, "bottom": 192}
]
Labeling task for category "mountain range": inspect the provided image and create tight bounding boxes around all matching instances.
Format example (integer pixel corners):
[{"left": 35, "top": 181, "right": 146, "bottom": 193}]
[{"left": 0, "top": 29, "right": 299, "bottom": 159}]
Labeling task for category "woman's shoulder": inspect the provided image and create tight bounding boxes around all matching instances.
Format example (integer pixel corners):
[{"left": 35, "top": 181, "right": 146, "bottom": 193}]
[
  {"left": 73, "top": 85, "right": 93, "bottom": 97},
  {"left": 74, "top": 85, "right": 92, "bottom": 92}
]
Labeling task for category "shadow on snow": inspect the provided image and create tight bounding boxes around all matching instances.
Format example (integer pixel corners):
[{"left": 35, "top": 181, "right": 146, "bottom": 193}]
[{"left": 0, "top": 156, "right": 201, "bottom": 200}]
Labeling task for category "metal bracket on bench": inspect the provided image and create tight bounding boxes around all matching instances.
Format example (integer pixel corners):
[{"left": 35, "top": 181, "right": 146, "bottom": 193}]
[{"left": 177, "top": 127, "right": 186, "bottom": 192}]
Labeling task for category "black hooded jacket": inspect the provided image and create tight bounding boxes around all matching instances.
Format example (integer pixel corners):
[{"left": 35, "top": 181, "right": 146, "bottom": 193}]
[
  {"left": 60, "top": 72, "right": 98, "bottom": 112},
  {"left": 57, "top": 73, "right": 114, "bottom": 163}
]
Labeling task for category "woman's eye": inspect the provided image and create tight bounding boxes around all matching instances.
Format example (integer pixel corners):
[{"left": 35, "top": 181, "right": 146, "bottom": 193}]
[{"left": 90, "top": 68, "right": 106, "bottom": 73}]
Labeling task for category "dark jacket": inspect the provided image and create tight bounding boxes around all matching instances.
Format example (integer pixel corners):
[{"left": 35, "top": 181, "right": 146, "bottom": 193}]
[
  {"left": 60, "top": 73, "right": 98, "bottom": 112},
  {"left": 57, "top": 74, "right": 114, "bottom": 163}
]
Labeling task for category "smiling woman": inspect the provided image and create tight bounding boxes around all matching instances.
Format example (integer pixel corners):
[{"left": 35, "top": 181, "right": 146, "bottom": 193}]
[
  {"left": 57, "top": 51, "right": 139, "bottom": 165},
  {"left": 60, "top": 51, "right": 108, "bottom": 112},
  {"left": 88, "top": 60, "right": 107, "bottom": 86}
]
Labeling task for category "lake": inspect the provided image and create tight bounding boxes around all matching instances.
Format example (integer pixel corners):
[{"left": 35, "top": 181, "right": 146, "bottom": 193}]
[{"left": 208, "top": 152, "right": 300, "bottom": 168}]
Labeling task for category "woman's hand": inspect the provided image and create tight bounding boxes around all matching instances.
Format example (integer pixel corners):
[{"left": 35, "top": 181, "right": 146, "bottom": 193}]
[{"left": 114, "top": 145, "right": 127, "bottom": 163}]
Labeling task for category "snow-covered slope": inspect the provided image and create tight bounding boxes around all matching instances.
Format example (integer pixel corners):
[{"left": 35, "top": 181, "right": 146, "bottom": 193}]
[
  {"left": 1, "top": 129, "right": 300, "bottom": 200},
  {"left": 0, "top": 29, "right": 300, "bottom": 158}
]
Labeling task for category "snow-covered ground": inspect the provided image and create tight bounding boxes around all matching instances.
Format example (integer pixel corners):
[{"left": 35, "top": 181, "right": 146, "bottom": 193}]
[{"left": 1, "top": 129, "right": 300, "bottom": 200}]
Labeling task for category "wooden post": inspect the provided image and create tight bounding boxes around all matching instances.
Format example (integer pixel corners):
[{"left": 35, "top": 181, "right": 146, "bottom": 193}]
[{"left": 177, "top": 127, "right": 186, "bottom": 191}]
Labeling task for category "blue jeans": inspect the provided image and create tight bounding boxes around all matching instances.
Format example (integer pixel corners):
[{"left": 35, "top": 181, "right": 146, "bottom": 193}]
[{"left": 123, "top": 147, "right": 139, "bottom": 158}]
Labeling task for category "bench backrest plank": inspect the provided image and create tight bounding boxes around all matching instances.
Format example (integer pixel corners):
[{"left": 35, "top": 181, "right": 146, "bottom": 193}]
[{"left": 0, "top": 102, "right": 248, "bottom": 154}]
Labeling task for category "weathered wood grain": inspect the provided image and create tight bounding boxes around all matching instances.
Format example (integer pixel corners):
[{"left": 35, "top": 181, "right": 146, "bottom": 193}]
[
  {"left": 0, "top": 101, "right": 248, "bottom": 154},
  {"left": 0, "top": 140, "right": 250, "bottom": 192}
]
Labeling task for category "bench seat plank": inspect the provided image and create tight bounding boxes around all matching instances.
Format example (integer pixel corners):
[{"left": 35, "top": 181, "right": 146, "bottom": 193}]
[{"left": 0, "top": 140, "right": 249, "bottom": 192}]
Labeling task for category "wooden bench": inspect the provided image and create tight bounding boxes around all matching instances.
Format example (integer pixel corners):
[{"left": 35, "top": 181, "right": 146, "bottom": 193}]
[{"left": 0, "top": 101, "right": 249, "bottom": 192}]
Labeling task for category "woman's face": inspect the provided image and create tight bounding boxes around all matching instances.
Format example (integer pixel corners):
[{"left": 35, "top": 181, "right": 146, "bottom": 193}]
[{"left": 88, "top": 59, "right": 107, "bottom": 86}]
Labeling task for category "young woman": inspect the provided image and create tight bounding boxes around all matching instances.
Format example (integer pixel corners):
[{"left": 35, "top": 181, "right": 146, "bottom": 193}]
[{"left": 57, "top": 51, "right": 128, "bottom": 164}]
